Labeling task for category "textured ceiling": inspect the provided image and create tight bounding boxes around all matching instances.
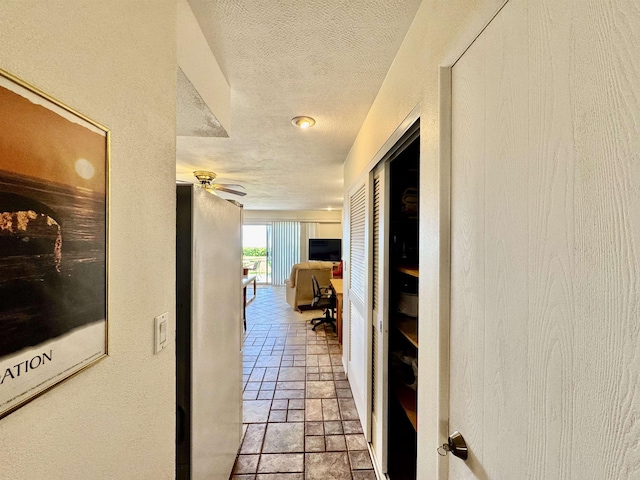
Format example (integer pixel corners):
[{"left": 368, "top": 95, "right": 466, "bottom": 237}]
[
  {"left": 176, "top": 0, "right": 422, "bottom": 210},
  {"left": 176, "top": 68, "right": 228, "bottom": 137}
]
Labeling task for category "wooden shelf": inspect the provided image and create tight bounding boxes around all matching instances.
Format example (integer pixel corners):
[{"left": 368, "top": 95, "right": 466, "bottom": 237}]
[
  {"left": 393, "top": 264, "right": 419, "bottom": 277},
  {"left": 393, "top": 382, "right": 417, "bottom": 431},
  {"left": 392, "top": 315, "right": 418, "bottom": 348}
]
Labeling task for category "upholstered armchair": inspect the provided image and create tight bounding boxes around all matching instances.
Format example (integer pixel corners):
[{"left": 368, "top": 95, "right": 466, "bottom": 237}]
[{"left": 285, "top": 261, "right": 334, "bottom": 311}]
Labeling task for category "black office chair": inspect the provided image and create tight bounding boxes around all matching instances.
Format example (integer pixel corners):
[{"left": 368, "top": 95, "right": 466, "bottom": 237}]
[{"left": 310, "top": 275, "right": 336, "bottom": 331}]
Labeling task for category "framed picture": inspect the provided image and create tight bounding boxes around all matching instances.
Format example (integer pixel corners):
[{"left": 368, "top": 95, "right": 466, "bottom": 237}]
[{"left": 0, "top": 69, "right": 109, "bottom": 418}]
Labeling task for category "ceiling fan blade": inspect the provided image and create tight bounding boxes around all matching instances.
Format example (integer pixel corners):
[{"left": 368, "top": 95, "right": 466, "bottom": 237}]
[
  {"left": 212, "top": 185, "right": 247, "bottom": 196},
  {"left": 215, "top": 183, "right": 245, "bottom": 188}
]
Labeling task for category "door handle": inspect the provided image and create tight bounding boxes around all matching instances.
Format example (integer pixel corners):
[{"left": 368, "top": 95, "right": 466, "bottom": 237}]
[{"left": 437, "top": 431, "right": 468, "bottom": 460}]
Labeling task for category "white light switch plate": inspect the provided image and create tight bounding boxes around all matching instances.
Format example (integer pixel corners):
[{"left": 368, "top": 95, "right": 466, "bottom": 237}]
[{"left": 154, "top": 312, "right": 169, "bottom": 354}]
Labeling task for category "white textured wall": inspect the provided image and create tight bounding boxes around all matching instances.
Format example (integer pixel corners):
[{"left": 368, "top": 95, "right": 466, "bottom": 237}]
[
  {"left": 342, "top": 1, "right": 506, "bottom": 478},
  {"left": 316, "top": 223, "right": 342, "bottom": 239},
  {"left": 0, "top": 1, "right": 177, "bottom": 479},
  {"left": 243, "top": 209, "right": 342, "bottom": 223}
]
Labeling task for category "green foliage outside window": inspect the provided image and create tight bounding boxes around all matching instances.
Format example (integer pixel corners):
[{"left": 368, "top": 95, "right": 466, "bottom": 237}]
[{"left": 243, "top": 247, "right": 267, "bottom": 257}]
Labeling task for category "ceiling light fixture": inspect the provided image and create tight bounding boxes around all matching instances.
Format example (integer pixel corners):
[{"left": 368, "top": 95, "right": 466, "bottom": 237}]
[{"left": 291, "top": 116, "right": 316, "bottom": 129}]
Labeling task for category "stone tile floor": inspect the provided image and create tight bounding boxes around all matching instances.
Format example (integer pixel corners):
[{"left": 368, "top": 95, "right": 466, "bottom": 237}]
[{"left": 231, "top": 286, "right": 377, "bottom": 480}]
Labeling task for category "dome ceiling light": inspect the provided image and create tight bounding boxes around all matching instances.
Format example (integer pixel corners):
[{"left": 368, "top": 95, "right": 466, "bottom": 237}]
[{"left": 291, "top": 116, "right": 316, "bottom": 129}]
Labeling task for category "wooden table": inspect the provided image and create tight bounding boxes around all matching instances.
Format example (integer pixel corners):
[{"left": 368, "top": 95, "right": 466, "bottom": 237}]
[
  {"left": 242, "top": 274, "right": 257, "bottom": 330},
  {"left": 330, "top": 278, "right": 343, "bottom": 344}
]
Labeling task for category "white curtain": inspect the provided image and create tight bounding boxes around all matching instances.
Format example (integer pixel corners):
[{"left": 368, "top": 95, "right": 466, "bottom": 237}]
[{"left": 271, "top": 221, "right": 301, "bottom": 285}]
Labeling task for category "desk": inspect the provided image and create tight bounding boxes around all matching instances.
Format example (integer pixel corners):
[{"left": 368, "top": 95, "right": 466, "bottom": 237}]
[
  {"left": 330, "top": 278, "right": 343, "bottom": 344},
  {"left": 242, "top": 274, "right": 257, "bottom": 330}
]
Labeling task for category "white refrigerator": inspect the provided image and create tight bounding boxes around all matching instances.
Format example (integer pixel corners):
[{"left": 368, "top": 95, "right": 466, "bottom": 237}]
[{"left": 176, "top": 183, "right": 243, "bottom": 479}]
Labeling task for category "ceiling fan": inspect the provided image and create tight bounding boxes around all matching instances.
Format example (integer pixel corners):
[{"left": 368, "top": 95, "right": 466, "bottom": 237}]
[{"left": 193, "top": 170, "right": 246, "bottom": 197}]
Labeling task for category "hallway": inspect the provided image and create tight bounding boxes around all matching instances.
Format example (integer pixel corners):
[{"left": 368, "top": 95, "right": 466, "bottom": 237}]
[{"left": 232, "top": 287, "right": 376, "bottom": 480}]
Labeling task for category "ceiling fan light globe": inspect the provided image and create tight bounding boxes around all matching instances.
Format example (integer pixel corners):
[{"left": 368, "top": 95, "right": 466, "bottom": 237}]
[
  {"left": 193, "top": 170, "right": 217, "bottom": 185},
  {"left": 193, "top": 170, "right": 246, "bottom": 197}
]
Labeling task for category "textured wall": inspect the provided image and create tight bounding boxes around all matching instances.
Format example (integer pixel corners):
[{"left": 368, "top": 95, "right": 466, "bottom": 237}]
[
  {"left": 316, "top": 223, "right": 342, "bottom": 239},
  {"left": 0, "top": 1, "right": 177, "bottom": 479},
  {"left": 243, "top": 209, "right": 342, "bottom": 223}
]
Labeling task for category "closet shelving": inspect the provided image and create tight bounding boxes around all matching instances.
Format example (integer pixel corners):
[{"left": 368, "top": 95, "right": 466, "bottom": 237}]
[
  {"left": 386, "top": 135, "right": 419, "bottom": 479},
  {"left": 392, "top": 314, "right": 418, "bottom": 349}
]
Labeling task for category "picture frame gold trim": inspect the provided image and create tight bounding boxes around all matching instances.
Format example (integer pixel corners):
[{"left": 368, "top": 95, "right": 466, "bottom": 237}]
[{"left": 0, "top": 69, "right": 111, "bottom": 419}]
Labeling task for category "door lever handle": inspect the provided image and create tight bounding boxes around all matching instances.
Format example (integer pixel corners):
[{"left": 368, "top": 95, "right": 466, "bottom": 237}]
[{"left": 437, "top": 431, "right": 468, "bottom": 460}]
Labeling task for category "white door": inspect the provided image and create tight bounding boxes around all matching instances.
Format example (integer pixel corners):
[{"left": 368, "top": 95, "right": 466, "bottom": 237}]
[
  {"left": 370, "top": 164, "right": 389, "bottom": 470},
  {"left": 346, "top": 178, "right": 373, "bottom": 437},
  {"left": 449, "top": 0, "right": 640, "bottom": 477}
]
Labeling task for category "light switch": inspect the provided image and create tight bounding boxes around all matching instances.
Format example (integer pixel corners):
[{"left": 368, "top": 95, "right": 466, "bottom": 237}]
[{"left": 155, "top": 312, "right": 169, "bottom": 354}]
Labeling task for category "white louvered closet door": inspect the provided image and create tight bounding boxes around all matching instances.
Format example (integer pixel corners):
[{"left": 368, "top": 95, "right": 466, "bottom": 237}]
[
  {"left": 370, "top": 164, "right": 389, "bottom": 468},
  {"left": 346, "top": 177, "right": 372, "bottom": 438}
]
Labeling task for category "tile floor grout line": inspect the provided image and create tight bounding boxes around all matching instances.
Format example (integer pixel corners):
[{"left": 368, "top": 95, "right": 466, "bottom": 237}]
[{"left": 233, "top": 286, "right": 375, "bottom": 479}]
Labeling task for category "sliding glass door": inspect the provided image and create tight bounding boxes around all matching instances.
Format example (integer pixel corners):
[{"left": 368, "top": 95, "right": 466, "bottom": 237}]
[
  {"left": 242, "top": 224, "right": 271, "bottom": 284},
  {"left": 243, "top": 221, "right": 306, "bottom": 286}
]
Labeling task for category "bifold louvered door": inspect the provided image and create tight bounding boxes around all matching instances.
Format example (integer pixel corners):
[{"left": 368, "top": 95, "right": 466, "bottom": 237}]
[
  {"left": 345, "top": 178, "right": 372, "bottom": 437},
  {"left": 370, "top": 164, "right": 389, "bottom": 471}
]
